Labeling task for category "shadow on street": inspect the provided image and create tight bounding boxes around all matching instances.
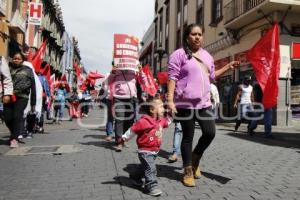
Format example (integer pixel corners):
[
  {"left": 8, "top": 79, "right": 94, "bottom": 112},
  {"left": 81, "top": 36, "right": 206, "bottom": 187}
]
[
  {"left": 225, "top": 131, "right": 300, "bottom": 149},
  {"left": 201, "top": 171, "right": 232, "bottom": 184},
  {"left": 102, "top": 176, "right": 145, "bottom": 192},
  {"left": 83, "top": 134, "right": 107, "bottom": 140},
  {"left": 157, "top": 148, "right": 172, "bottom": 159},
  {"left": 79, "top": 140, "right": 116, "bottom": 151}
]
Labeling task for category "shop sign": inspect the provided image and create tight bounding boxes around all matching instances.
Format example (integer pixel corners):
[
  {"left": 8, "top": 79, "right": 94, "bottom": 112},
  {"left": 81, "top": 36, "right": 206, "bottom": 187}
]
[
  {"left": 28, "top": 2, "right": 43, "bottom": 26},
  {"left": 291, "top": 42, "right": 300, "bottom": 60}
]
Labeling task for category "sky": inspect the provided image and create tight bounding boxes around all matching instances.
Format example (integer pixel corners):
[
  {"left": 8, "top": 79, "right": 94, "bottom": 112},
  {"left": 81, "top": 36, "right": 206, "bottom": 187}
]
[{"left": 59, "top": 0, "right": 155, "bottom": 75}]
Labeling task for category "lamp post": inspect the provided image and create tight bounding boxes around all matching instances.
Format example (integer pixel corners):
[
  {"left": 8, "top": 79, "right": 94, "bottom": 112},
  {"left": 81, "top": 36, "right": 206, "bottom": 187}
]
[
  {"left": 66, "top": 67, "right": 73, "bottom": 86},
  {"left": 155, "top": 45, "right": 167, "bottom": 74}
]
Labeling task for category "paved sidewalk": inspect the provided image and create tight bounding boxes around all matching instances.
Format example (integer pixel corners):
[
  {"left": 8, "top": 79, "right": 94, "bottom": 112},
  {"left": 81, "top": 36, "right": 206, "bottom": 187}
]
[{"left": 0, "top": 109, "right": 299, "bottom": 200}]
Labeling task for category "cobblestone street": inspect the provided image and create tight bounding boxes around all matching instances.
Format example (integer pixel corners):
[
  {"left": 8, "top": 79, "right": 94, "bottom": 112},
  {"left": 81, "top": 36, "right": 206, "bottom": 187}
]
[{"left": 0, "top": 109, "right": 299, "bottom": 200}]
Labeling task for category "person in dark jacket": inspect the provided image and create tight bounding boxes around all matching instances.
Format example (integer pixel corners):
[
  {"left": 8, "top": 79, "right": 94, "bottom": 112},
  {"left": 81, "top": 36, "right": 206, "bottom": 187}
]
[{"left": 4, "top": 52, "right": 36, "bottom": 148}]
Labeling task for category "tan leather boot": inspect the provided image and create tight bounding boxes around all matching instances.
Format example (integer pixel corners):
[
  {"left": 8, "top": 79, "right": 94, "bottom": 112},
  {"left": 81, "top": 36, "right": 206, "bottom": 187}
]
[
  {"left": 182, "top": 166, "right": 195, "bottom": 187},
  {"left": 192, "top": 153, "right": 202, "bottom": 179}
]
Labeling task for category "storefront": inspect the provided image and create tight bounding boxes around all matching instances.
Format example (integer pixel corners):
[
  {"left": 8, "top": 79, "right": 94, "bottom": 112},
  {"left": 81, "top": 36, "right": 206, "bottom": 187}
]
[{"left": 291, "top": 42, "right": 300, "bottom": 118}]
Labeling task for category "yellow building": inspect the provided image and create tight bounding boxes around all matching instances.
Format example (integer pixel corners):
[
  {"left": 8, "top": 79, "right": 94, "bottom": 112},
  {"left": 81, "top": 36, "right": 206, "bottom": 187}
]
[{"left": 0, "top": 0, "right": 26, "bottom": 58}]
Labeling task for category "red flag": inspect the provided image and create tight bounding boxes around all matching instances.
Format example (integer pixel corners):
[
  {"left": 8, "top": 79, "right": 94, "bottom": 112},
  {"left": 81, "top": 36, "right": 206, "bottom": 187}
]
[
  {"left": 41, "top": 64, "right": 51, "bottom": 83},
  {"left": 61, "top": 74, "right": 67, "bottom": 82},
  {"left": 31, "top": 39, "right": 48, "bottom": 73},
  {"left": 73, "top": 63, "right": 81, "bottom": 80},
  {"left": 87, "top": 71, "right": 104, "bottom": 79},
  {"left": 247, "top": 23, "right": 280, "bottom": 109},
  {"left": 27, "top": 48, "right": 34, "bottom": 62},
  {"left": 157, "top": 72, "right": 168, "bottom": 85},
  {"left": 60, "top": 74, "right": 71, "bottom": 92},
  {"left": 137, "top": 64, "right": 158, "bottom": 96}
]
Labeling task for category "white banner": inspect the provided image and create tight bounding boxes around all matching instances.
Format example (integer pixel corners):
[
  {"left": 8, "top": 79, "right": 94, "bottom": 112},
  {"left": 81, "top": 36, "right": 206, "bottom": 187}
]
[{"left": 28, "top": 2, "right": 43, "bottom": 26}]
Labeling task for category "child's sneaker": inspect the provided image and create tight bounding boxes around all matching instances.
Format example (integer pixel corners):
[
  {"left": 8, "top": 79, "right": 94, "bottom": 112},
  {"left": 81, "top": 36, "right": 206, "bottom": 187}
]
[
  {"left": 10, "top": 139, "right": 19, "bottom": 148},
  {"left": 168, "top": 154, "right": 178, "bottom": 163},
  {"left": 115, "top": 144, "right": 123, "bottom": 152},
  {"left": 147, "top": 187, "right": 163, "bottom": 196},
  {"left": 26, "top": 132, "right": 33, "bottom": 139},
  {"left": 105, "top": 136, "right": 113, "bottom": 142}
]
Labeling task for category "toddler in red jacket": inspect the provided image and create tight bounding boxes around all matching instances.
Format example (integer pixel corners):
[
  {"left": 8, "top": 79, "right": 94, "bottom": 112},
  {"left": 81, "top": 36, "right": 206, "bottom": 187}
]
[{"left": 122, "top": 97, "right": 171, "bottom": 196}]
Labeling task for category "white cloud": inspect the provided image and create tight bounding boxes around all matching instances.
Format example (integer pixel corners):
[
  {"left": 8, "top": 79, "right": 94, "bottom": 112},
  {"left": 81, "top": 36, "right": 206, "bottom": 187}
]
[{"left": 60, "top": 0, "right": 154, "bottom": 74}]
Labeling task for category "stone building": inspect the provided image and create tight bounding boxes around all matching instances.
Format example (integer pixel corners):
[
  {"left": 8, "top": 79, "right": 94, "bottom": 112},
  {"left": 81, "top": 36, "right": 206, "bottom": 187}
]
[{"left": 141, "top": 0, "right": 300, "bottom": 126}]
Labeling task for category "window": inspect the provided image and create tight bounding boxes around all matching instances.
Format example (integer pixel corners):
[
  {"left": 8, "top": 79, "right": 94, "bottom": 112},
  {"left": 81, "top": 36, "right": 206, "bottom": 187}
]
[
  {"left": 198, "top": 0, "right": 203, "bottom": 7},
  {"left": 165, "top": 3, "right": 169, "bottom": 38},
  {"left": 155, "top": 0, "right": 158, "bottom": 13},
  {"left": 211, "top": 0, "right": 222, "bottom": 26},
  {"left": 165, "top": 37, "right": 169, "bottom": 53},
  {"left": 177, "top": 0, "right": 181, "bottom": 28},
  {"left": 177, "top": 0, "right": 181, "bottom": 12},
  {"left": 159, "top": 10, "right": 163, "bottom": 45},
  {"left": 183, "top": 0, "right": 188, "bottom": 24},
  {"left": 155, "top": 22, "right": 157, "bottom": 40},
  {"left": 196, "top": 1, "right": 204, "bottom": 27},
  {"left": 176, "top": 29, "right": 181, "bottom": 48}
]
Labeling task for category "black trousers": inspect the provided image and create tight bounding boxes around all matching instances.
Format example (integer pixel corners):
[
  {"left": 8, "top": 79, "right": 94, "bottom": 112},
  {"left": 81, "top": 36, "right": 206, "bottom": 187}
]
[
  {"left": 4, "top": 98, "right": 29, "bottom": 140},
  {"left": 177, "top": 107, "right": 216, "bottom": 167},
  {"left": 113, "top": 98, "right": 135, "bottom": 144},
  {"left": 38, "top": 97, "right": 47, "bottom": 127}
]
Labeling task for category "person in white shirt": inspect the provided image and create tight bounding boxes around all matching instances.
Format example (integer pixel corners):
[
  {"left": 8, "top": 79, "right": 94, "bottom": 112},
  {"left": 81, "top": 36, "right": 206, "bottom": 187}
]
[
  {"left": 210, "top": 82, "right": 220, "bottom": 117},
  {"left": 233, "top": 76, "right": 254, "bottom": 132}
]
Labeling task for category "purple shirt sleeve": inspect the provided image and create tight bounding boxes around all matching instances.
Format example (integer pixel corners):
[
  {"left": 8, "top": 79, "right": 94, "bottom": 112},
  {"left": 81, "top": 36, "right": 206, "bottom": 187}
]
[
  {"left": 168, "top": 50, "right": 183, "bottom": 81},
  {"left": 210, "top": 61, "right": 215, "bottom": 81}
]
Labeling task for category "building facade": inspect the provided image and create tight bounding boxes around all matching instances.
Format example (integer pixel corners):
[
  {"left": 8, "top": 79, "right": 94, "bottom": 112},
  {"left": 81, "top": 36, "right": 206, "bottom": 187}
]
[
  {"left": 24, "top": 0, "right": 81, "bottom": 87},
  {"left": 0, "top": 0, "right": 27, "bottom": 58},
  {"left": 139, "top": 23, "right": 155, "bottom": 70},
  {"left": 26, "top": 0, "right": 66, "bottom": 77},
  {"left": 141, "top": 0, "right": 300, "bottom": 126},
  {"left": 62, "top": 31, "right": 74, "bottom": 86}
]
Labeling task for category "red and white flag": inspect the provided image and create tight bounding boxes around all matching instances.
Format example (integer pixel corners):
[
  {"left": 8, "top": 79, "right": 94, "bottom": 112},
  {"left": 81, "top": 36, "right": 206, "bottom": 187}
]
[
  {"left": 32, "top": 40, "right": 47, "bottom": 73},
  {"left": 137, "top": 64, "right": 158, "bottom": 96},
  {"left": 247, "top": 23, "right": 280, "bottom": 109}
]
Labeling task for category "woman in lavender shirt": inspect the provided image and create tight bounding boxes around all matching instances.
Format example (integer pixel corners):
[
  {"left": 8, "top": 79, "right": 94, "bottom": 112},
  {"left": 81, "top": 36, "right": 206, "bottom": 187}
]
[{"left": 167, "top": 24, "right": 239, "bottom": 187}]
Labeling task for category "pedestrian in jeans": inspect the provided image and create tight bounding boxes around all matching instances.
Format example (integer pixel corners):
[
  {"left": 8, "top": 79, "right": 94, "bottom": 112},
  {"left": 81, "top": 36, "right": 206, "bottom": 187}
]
[
  {"left": 53, "top": 83, "right": 66, "bottom": 123},
  {"left": 108, "top": 65, "right": 145, "bottom": 151},
  {"left": 168, "top": 121, "right": 182, "bottom": 163},
  {"left": 122, "top": 97, "right": 171, "bottom": 196},
  {"left": 167, "top": 24, "right": 240, "bottom": 187},
  {"left": 233, "top": 76, "right": 254, "bottom": 132},
  {"left": 248, "top": 82, "right": 274, "bottom": 138},
  {"left": 100, "top": 75, "right": 114, "bottom": 141}
]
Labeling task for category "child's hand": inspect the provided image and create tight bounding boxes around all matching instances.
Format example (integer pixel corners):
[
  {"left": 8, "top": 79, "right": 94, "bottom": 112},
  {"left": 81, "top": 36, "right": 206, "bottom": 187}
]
[{"left": 121, "top": 136, "right": 128, "bottom": 142}]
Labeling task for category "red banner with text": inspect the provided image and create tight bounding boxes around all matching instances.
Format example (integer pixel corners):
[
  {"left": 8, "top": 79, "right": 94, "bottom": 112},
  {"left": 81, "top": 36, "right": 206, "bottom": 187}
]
[{"left": 113, "top": 34, "right": 139, "bottom": 71}]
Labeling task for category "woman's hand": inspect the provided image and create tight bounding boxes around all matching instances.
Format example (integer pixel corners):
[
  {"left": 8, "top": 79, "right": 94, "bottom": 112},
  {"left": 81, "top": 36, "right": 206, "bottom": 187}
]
[
  {"left": 167, "top": 100, "right": 177, "bottom": 115},
  {"left": 138, "top": 64, "right": 143, "bottom": 71},
  {"left": 228, "top": 61, "right": 240, "bottom": 69},
  {"left": 233, "top": 103, "right": 238, "bottom": 109},
  {"left": 2, "top": 95, "right": 11, "bottom": 104}
]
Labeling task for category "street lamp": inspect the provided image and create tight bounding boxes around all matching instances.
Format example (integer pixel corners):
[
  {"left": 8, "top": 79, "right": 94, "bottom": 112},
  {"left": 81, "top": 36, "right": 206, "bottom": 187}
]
[
  {"left": 154, "top": 45, "right": 167, "bottom": 73},
  {"left": 66, "top": 67, "right": 73, "bottom": 86}
]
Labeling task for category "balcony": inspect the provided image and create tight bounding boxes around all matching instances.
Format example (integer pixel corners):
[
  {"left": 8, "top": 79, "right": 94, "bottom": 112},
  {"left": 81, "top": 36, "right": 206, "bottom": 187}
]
[
  {"left": 224, "top": 0, "right": 300, "bottom": 29},
  {"left": 9, "top": 10, "right": 26, "bottom": 33},
  {"left": 0, "top": 0, "right": 7, "bottom": 17}
]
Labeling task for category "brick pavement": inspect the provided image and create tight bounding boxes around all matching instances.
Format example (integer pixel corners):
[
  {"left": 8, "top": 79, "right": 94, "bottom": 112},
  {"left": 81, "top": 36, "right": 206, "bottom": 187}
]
[{"left": 0, "top": 108, "right": 299, "bottom": 200}]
